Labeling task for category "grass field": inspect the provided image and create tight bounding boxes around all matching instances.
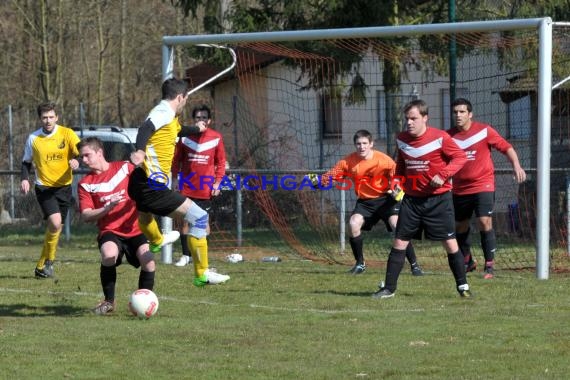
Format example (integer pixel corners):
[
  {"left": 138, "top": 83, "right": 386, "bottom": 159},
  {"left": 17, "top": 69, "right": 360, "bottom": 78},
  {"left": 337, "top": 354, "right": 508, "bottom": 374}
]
[{"left": 1, "top": 231, "right": 569, "bottom": 379}]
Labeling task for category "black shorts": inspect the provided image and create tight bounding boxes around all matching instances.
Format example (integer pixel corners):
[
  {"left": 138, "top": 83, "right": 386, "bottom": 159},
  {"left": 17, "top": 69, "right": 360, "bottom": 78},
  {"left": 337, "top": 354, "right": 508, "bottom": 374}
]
[
  {"left": 453, "top": 192, "right": 495, "bottom": 221},
  {"left": 128, "top": 167, "right": 186, "bottom": 216},
  {"left": 352, "top": 196, "right": 397, "bottom": 232},
  {"left": 35, "top": 185, "right": 73, "bottom": 222},
  {"left": 189, "top": 198, "right": 212, "bottom": 213},
  {"left": 395, "top": 191, "right": 456, "bottom": 241},
  {"left": 97, "top": 232, "right": 149, "bottom": 268}
]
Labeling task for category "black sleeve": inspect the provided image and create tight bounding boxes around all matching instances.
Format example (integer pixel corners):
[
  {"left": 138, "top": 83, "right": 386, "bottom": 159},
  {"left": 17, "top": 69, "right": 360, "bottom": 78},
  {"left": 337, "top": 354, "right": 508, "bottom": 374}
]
[
  {"left": 178, "top": 125, "right": 201, "bottom": 137},
  {"left": 135, "top": 119, "right": 156, "bottom": 151},
  {"left": 21, "top": 161, "right": 32, "bottom": 181}
]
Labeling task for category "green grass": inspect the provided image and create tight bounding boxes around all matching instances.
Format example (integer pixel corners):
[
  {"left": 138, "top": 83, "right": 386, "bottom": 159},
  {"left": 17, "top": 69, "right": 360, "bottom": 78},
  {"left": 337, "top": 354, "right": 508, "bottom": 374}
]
[{"left": 1, "top": 241, "right": 569, "bottom": 380}]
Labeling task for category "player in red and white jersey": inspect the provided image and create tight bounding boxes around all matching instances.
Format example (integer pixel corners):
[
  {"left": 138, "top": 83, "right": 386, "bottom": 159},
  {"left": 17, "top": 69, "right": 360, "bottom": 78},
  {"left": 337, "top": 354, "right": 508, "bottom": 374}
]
[
  {"left": 77, "top": 137, "right": 155, "bottom": 315},
  {"left": 448, "top": 98, "right": 526, "bottom": 279},
  {"left": 171, "top": 105, "right": 227, "bottom": 271},
  {"left": 373, "top": 99, "right": 472, "bottom": 299}
]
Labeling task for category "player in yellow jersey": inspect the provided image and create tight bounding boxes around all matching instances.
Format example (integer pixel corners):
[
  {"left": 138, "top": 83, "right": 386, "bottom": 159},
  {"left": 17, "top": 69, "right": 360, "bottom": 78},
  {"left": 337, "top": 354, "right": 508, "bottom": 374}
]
[
  {"left": 21, "top": 102, "right": 80, "bottom": 278},
  {"left": 128, "top": 78, "right": 230, "bottom": 286}
]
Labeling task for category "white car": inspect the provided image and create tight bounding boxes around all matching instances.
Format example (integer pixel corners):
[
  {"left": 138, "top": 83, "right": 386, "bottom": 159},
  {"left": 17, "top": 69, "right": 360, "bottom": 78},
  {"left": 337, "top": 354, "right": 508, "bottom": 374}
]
[{"left": 74, "top": 125, "right": 137, "bottom": 162}]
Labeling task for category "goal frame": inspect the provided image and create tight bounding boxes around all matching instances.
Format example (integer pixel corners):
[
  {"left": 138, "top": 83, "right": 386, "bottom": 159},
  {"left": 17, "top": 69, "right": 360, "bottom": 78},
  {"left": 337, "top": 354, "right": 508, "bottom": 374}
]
[{"left": 161, "top": 17, "right": 553, "bottom": 279}]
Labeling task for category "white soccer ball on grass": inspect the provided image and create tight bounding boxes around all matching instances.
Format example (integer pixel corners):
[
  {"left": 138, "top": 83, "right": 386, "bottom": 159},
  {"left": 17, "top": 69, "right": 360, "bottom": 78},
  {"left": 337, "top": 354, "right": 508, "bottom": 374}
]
[{"left": 128, "top": 289, "right": 159, "bottom": 319}]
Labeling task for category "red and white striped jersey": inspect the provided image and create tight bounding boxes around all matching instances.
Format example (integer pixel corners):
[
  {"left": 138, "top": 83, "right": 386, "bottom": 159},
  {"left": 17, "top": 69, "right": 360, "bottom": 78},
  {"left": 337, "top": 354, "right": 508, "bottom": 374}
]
[
  {"left": 447, "top": 121, "right": 512, "bottom": 195},
  {"left": 171, "top": 128, "right": 226, "bottom": 200},
  {"left": 78, "top": 161, "right": 142, "bottom": 238},
  {"left": 396, "top": 127, "right": 467, "bottom": 197}
]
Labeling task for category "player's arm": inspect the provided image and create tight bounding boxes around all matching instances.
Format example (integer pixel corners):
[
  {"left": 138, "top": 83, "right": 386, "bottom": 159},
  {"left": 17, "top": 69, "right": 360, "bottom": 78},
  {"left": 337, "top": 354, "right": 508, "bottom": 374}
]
[
  {"left": 20, "top": 137, "right": 33, "bottom": 194},
  {"left": 20, "top": 161, "right": 32, "bottom": 194},
  {"left": 68, "top": 129, "right": 81, "bottom": 170},
  {"left": 432, "top": 135, "right": 467, "bottom": 187},
  {"left": 179, "top": 121, "right": 206, "bottom": 137},
  {"left": 131, "top": 119, "right": 157, "bottom": 165},
  {"left": 307, "top": 159, "right": 349, "bottom": 188},
  {"left": 489, "top": 127, "right": 526, "bottom": 184},
  {"left": 79, "top": 186, "right": 120, "bottom": 223},
  {"left": 505, "top": 147, "right": 526, "bottom": 183}
]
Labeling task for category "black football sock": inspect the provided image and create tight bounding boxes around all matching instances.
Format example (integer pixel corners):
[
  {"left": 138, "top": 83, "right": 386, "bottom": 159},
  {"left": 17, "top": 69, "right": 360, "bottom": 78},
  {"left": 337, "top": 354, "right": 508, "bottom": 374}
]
[
  {"left": 384, "top": 248, "right": 406, "bottom": 292},
  {"left": 138, "top": 270, "right": 155, "bottom": 291},
  {"left": 448, "top": 251, "right": 467, "bottom": 287},
  {"left": 480, "top": 229, "right": 497, "bottom": 264},
  {"left": 100, "top": 264, "right": 116, "bottom": 302},
  {"left": 405, "top": 242, "right": 418, "bottom": 267},
  {"left": 349, "top": 235, "right": 364, "bottom": 265},
  {"left": 456, "top": 229, "right": 472, "bottom": 264}
]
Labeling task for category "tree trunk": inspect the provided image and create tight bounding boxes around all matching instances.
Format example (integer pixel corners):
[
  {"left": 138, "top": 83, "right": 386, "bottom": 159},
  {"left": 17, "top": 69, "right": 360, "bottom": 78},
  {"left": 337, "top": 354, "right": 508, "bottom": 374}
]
[
  {"left": 117, "top": 0, "right": 127, "bottom": 127},
  {"left": 95, "top": 1, "right": 105, "bottom": 125},
  {"left": 39, "top": 0, "right": 51, "bottom": 101}
]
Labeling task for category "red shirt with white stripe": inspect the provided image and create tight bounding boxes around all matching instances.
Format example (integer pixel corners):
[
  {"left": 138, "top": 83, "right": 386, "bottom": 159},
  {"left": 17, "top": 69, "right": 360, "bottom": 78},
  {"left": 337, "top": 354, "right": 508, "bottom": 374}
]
[
  {"left": 447, "top": 121, "right": 512, "bottom": 195},
  {"left": 171, "top": 128, "right": 226, "bottom": 200},
  {"left": 396, "top": 126, "right": 467, "bottom": 197},
  {"left": 78, "top": 161, "right": 142, "bottom": 238}
]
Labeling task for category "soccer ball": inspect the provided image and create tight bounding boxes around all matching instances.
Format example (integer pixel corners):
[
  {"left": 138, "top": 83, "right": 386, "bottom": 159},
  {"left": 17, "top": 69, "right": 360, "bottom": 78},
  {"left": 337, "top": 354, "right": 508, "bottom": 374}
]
[{"left": 128, "top": 289, "right": 159, "bottom": 319}]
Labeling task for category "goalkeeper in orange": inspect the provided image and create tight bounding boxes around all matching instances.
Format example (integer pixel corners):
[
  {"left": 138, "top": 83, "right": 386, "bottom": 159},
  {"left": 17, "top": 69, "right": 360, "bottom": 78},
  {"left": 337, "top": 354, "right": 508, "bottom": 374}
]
[{"left": 312, "top": 129, "right": 423, "bottom": 275}]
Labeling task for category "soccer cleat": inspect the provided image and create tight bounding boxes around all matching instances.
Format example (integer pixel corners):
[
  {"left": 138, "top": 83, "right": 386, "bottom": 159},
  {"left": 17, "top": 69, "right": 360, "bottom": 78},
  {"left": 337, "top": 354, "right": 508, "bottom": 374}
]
[
  {"left": 193, "top": 269, "right": 230, "bottom": 287},
  {"left": 34, "top": 267, "right": 50, "bottom": 278},
  {"left": 34, "top": 260, "right": 54, "bottom": 278},
  {"left": 465, "top": 259, "right": 477, "bottom": 273},
  {"left": 92, "top": 300, "right": 116, "bottom": 315},
  {"left": 149, "top": 231, "right": 181, "bottom": 254},
  {"left": 372, "top": 288, "right": 395, "bottom": 299},
  {"left": 44, "top": 260, "right": 54, "bottom": 277},
  {"left": 483, "top": 266, "right": 494, "bottom": 279},
  {"left": 411, "top": 264, "right": 424, "bottom": 276},
  {"left": 457, "top": 284, "right": 473, "bottom": 298},
  {"left": 348, "top": 263, "right": 366, "bottom": 275},
  {"left": 174, "top": 255, "right": 192, "bottom": 267}
]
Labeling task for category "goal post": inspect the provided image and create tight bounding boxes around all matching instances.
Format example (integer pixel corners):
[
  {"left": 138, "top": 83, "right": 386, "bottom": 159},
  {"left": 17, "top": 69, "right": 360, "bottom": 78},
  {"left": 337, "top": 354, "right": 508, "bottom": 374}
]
[{"left": 162, "top": 18, "right": 557, "bottom": 278}]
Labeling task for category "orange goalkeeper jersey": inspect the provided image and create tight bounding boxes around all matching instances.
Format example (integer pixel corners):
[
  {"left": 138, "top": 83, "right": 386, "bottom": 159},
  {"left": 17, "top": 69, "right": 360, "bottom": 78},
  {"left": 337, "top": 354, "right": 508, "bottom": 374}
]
[{"left": 322, "top": 150, "right": 395, "bottom": 199}]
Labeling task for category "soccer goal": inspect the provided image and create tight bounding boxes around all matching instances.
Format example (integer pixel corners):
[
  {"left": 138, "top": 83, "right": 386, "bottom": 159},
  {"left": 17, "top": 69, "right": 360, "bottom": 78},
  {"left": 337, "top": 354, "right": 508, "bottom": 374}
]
[{"left": 162, "top": 17, "right": 570, "bottom": 279}]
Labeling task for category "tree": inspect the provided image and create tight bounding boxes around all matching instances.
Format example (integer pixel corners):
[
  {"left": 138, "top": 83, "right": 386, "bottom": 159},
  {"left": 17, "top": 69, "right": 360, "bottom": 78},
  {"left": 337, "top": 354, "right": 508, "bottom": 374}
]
[{"left": 173, "top": 0, "right": 453, "bottom": 153}]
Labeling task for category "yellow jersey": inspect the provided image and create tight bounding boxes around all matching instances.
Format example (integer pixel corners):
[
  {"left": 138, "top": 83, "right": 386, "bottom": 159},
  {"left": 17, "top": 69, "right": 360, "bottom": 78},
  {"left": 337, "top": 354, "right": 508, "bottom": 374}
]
[
  {"left": 22, "top": 125, "right": 80, "bottom": 187},
  {"left": 142, "top": 100, "right": 181, "bottom": 182}
]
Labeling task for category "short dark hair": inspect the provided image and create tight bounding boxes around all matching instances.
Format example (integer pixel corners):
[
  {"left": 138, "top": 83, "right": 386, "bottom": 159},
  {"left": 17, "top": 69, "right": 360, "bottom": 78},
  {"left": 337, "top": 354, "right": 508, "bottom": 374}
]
[
  {"left": 192, "top": 104, "right": 211, "bottom": 119},
  {"left": 451, "top": 98, "right": 473, "bottom": 112},
  {"left": 37, "top": 102, "right": 58, "bottom": 118},
  {"left": 161, "top": 78, "right": 190, "bottom": 100},
  {"left": 403, "top": 99, "right": 429, "bottom": 116},
  {"left": 353, "top": 129, "right": 373, "bottom": 144},
  {"left": 77, "top": 136, "right": 104, "bottom": 152}
]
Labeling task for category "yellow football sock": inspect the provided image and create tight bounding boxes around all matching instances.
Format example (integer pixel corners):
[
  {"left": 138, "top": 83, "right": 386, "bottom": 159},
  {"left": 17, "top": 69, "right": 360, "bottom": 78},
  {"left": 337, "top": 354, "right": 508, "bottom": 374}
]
[
  {"left": 139, "top": 217, "right": 163, "bottom": 246},
  {"left": 37, "top": 228, "right": 62, "bottom": 269},
  {"left": 189, "top": 236, "right": 208, "bottom": 277}
]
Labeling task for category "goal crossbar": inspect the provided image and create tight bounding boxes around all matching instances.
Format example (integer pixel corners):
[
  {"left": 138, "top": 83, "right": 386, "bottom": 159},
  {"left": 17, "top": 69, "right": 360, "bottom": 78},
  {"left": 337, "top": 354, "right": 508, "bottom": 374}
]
[{"left": 162, "top": 18, "right": 553, "bottom": 279}]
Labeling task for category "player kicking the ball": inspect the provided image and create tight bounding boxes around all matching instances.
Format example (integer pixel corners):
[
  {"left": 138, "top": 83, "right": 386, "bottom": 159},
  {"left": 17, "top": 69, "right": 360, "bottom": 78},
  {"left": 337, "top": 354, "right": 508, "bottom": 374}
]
[{"left": 128, "top": 77, "right": 229, "bottom": 286}]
